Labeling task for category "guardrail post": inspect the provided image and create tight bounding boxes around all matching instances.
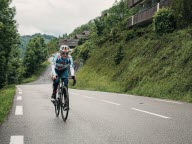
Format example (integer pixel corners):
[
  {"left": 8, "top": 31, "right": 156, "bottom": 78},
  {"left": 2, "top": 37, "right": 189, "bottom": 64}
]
[
  {"left": 157, "top": 3, "right": 160, "bottom": 11},
  {"left": 132, "top": 16, "right": 134, "bottom": 25}
]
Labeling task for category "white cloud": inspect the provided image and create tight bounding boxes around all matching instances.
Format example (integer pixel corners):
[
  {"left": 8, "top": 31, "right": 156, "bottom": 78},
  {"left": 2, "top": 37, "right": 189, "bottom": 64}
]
[{"left": 11, "top": 0, "right": 115, "bottom": 37}]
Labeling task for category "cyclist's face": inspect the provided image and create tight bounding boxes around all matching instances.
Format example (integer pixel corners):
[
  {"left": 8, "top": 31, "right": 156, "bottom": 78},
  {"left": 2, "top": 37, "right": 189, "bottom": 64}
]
[{"left": 61, "top": 52, "right": 68, "bottom": 58}]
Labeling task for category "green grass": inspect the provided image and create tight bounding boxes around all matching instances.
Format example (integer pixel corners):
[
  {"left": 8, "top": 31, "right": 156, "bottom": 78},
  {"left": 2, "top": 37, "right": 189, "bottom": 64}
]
[
  {"left": 22, "top": 60, "right": 50, "bottom": 83},
  {"left": 74, "top": 25, "right": 192, "bottom": 103},
  {"left": 0, "top": 85, "right": 16, "bottom": 125}
]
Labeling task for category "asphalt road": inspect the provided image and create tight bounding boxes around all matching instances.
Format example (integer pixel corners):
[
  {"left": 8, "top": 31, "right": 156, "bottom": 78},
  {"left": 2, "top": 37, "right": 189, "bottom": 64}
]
[{"left": 0, "top": 60, "right": 192, "bottom": 144}]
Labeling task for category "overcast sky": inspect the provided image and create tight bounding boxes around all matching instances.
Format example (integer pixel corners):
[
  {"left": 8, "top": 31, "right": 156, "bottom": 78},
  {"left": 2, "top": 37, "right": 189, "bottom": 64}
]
[{"left": 11, "top": 0, "right": 115, "bottom": 37}]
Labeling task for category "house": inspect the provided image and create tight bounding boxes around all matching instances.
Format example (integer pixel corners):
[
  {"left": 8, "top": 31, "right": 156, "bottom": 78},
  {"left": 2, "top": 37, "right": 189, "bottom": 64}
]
[
  {"left": 127, "top": 0, "right": 172, "bottom": 28},
  {"left": 74, "top": 34, "right": 88, "bottom": 39},
  {"left": 82, "top": 30, "right": 90, "bottom": 35},
  {"left": 59, "top": 30, "right": 90, "bottom": 48},
  {"left": 75, "top": 30, "right": 90, "bottom": 39},
  {"left": 59, "top": 39, "right": 79, "bottom": 48}
]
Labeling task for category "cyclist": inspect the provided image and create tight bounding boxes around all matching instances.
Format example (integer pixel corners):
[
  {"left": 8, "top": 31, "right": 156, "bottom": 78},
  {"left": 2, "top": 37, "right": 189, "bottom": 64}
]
[{"left": 51, "top": 45, "right": 76, "bottom": 102}]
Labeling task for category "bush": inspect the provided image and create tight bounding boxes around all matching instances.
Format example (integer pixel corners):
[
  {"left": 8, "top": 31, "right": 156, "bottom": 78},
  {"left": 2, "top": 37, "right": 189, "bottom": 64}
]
[
  {"left": 171, "top": 0, "right": 192, "bottom": 28},
  {"left": 125, "top": 29, "right": 135, "bottom": 42},
  {"left": 0, "top": 22, "right": 3, "bottom": 30},
  {"left": 114, "top": 44, "right": 125, "bottom": 65},
  {"left": 79, "top": 49, "right": 90, "bottom": 62},
  {"left": 78, "top": 38, "right": 86, "bottom": 45},
  {"left": 153, "top": 8, "right": 176, "bottom": 34}
]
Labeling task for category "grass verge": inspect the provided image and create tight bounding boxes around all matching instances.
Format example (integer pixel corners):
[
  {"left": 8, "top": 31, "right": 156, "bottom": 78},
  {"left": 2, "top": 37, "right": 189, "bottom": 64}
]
[{"left": 0, "top": 85, "right": 16, "bottom": 125}]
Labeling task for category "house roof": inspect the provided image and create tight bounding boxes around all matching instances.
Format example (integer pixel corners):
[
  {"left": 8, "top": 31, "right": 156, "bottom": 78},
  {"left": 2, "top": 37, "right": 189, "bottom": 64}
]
[
  {"left": 82, "top": 30, "right": 90, "bottom": 35},
  {"left": 59, "top": 39, "right": 78, "bottom": 48},
  {"left": 75, "top": 34, "right": 88, "bottom": 39}
]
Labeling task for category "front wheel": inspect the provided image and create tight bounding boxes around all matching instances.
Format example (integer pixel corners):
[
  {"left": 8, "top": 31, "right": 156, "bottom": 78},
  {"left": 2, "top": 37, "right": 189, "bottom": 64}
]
[
  {"left": 55, "top": 92, "right": 61, "bottom": 117},
  {"left": 61, "top": 87, "right": 69, "bottom": 121}
]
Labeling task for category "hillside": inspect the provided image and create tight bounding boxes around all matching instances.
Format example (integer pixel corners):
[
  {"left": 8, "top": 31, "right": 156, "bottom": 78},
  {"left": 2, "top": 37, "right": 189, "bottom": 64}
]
[
  {"left": 71, "top": 0, "right": 192, "bottom": 102},
  {"left": 20, "top": 33, "right": 56, "bottom": 57},
  {"left": 73, "top": 25, "right": 192, "bottom": 102}
]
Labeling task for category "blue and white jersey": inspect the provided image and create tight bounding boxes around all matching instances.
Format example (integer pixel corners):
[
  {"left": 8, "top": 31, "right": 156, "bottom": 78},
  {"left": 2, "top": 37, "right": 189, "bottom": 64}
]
[{"left": 51, "top": 53, "right": 74, "bottom": 76}]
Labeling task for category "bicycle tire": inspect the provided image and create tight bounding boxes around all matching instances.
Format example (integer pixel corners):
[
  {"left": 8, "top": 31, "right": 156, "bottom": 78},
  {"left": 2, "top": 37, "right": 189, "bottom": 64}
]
[
  {"left": 61, "top": 87, "right": 69, "bottom": 121},
  {"left": 55, "top": 89, "right": 61, "bottom": 117}
]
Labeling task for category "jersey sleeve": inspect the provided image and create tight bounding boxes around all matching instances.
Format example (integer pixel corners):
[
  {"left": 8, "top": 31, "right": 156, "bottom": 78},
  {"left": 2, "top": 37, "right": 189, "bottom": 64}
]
[
  {"left": 51, "top": 54, "right": 57, "bottom": 76},
  {"left": 69, "top": 55, "right": 75, "bottom": 76}
]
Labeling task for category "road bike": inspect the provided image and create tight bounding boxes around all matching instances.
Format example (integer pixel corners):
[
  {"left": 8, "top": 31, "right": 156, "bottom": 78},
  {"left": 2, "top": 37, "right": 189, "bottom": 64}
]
[{"left": 54, "top": 76, "right": 76, "bottom": 121}]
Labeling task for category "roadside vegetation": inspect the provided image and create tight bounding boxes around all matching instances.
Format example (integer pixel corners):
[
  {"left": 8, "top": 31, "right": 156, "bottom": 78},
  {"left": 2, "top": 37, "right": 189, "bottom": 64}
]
[
  {"left": 71, "top": 0, "right": 192, "bottom": 102},
  {"left": 0, "top": 0, "right": 58, "bottom": 125},
  {"left": 22, "top": 61, "right": 50, "bottom": 83},
  {"left": 20, "top": 34, "right": 56, "bottom": 57},
  {"left": 0, "top": 85, "right": 15, "bottom": 125}
]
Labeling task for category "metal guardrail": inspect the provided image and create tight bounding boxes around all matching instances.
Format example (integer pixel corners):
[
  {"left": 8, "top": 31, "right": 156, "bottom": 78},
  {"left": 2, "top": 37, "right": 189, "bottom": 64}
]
[
  {"left": 159, "top": 0, "right": 172, "bottom": 8},
  {"left": 133, "top": 5, "right": 157, "bottom": 24},
  {"left": 128, "top": 17, "right": 133, "bottom": 27}
]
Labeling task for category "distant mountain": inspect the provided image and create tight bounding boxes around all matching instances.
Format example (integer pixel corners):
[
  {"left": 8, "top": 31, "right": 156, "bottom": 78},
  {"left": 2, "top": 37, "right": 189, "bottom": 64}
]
[{"left": 19, "top": 33, "right": 56, "bottom": 57}]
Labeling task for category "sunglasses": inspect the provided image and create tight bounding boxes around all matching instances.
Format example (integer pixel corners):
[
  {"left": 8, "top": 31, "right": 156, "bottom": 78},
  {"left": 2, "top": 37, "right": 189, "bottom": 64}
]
[{"left": 62, "top": 52, "right": 68, "bottom": 55}]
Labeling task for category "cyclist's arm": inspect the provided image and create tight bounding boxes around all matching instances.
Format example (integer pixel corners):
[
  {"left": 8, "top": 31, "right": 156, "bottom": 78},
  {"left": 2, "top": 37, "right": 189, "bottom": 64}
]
[
  {"left": 69, "top": 55, "right": 75, "bottom": 76},
  {"left": 52, "top": 55, "right": 57, "bottom": 76}
]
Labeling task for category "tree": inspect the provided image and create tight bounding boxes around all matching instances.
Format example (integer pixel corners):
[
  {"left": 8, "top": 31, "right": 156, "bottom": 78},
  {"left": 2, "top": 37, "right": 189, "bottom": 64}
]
[
  {"left": 171, "top": 0, "right": 192, "bottom": 28},
  {"left": 94, "top": 18, "right": 104, "bottom": 36},
  {"left": 62, "top": 33, "right": 68, "bottom": 39},
  {"left": 7, "top": 46, "right": 24, "bottom": 84},
  {"left": 23, "top": 36, "right": 47, "bottom": 77},
  {"left": 114, "top": 44, "right": 125, "bottom": 65},
  {"left": 47, "top": 38, "right": 58, "bottom": 55},
  {"left": 153, "top": 8, "right": 176, "bottom": 34},
  {"left": 0, "top": 0, "right": 20, "bottom": 88}
]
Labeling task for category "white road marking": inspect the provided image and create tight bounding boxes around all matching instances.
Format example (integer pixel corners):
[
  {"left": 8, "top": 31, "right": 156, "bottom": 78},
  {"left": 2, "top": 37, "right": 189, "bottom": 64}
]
[
  {"left": 19, "top": 92, "right": 22, "bottom": 94},
  {"left": 17, "top": 96, "right": 22, "bottom": 101},
  {"left": 71, "top": 92, "right": 96, "bottom": 99},
  {"left": 83, "top": 96, "right": 96, "bottom": 99},
  {"left": 117, "top": 94, "right": 134, "bottom": 97},
  {"left": 10, "top": 136, "right": 24, "bottom": 144},
  {"left": 17, "top": 87, "right": 22, "bottom": 91},
  {"left": 155, "top": 99, "right": 183, "bottom": 104},
  {"left": 15, "top": 106, "right": 23, "bottom": 115},
  {"left": 131, "top": 108, "right": 170, "bottom": 119},
  {"left": 101, "top": 100, "right": 120, "bottom": 106},
  {"left": 70, "top": 92, "right": 80, "bottom": 95}
]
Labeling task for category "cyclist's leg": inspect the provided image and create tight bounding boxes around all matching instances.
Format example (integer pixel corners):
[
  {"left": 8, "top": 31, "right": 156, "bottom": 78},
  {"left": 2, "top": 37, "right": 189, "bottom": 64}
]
[
  {"left": 53, "top": 78, "right": 59, "bottom": 93},
  {"left": 51, "top": 70, "right": 59, "bottom": 100},
  {"left": 62, "top": 69, "right": 69, "bottom": 88},
  {"left": 61, "top": 70, "right": 69, "bottom": 98}
]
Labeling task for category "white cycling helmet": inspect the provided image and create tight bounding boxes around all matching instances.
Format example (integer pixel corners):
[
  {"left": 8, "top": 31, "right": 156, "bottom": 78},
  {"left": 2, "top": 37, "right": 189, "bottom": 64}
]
[{"left": 60, "top": 45, "right": 71, "bottom": 53}]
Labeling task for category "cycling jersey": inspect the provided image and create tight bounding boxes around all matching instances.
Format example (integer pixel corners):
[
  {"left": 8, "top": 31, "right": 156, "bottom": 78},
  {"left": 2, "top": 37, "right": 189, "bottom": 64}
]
[{"left": 51, "top": 53, "right": 75, "bottom": 76}]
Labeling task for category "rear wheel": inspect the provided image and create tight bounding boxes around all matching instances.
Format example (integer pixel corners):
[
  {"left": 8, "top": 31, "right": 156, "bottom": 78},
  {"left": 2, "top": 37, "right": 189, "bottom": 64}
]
[{"left": 61, "top": 87, "right": 69, "bottom": 121}]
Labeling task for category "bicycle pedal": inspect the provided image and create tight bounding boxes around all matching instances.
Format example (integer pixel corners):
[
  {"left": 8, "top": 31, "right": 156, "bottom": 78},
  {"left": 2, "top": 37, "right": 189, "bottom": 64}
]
[{"left": 64, "top": 107, "right": 70, "bottom": 111}]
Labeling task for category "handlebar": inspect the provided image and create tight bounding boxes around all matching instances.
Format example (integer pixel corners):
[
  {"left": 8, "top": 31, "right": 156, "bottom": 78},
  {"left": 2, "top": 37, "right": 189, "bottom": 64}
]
[{"left": 56, "top": 76, "right": 76, "bottom": 86}]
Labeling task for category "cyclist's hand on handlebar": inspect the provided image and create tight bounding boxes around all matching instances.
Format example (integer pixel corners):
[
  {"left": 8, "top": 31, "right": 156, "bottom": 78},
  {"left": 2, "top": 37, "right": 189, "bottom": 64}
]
[
  {"left": 71, "top": 75, "right": 76, "bottom": 86},
  {"left": 71, "top": 75, "right": 76, "bottom": 80},
  {"left": 52, "top": 75, "right": 57, "bottom": 80}
]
